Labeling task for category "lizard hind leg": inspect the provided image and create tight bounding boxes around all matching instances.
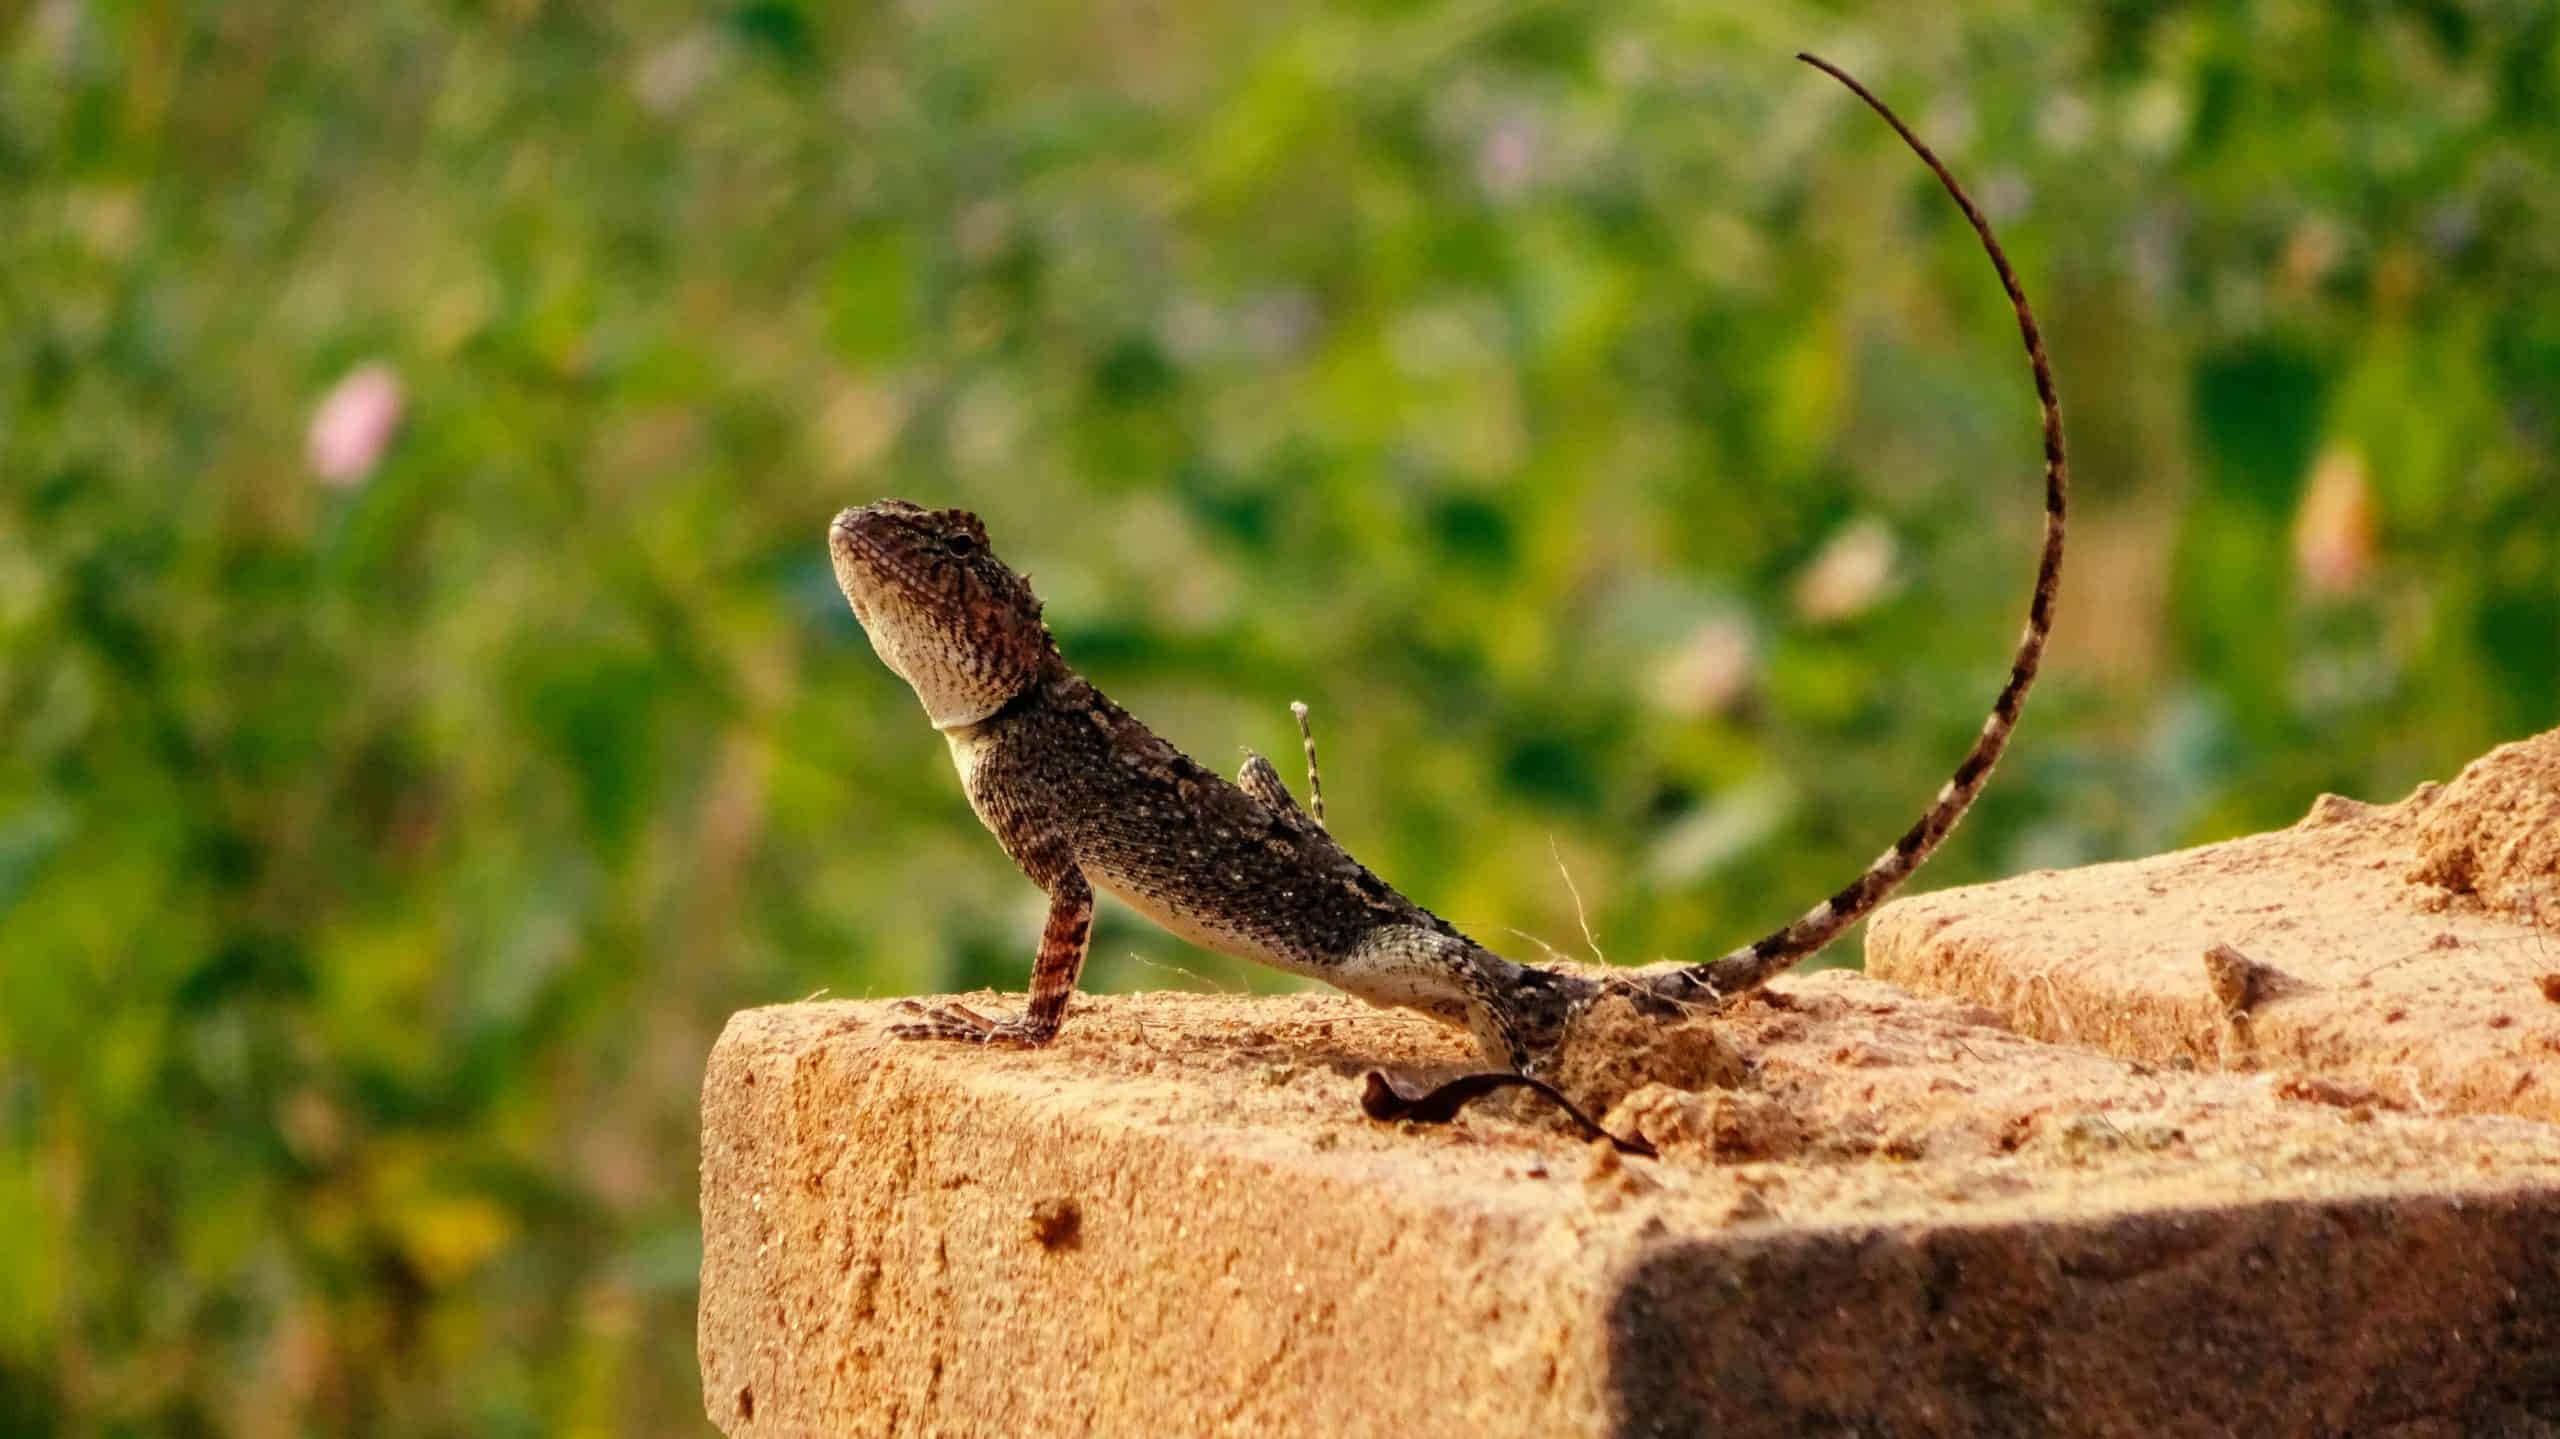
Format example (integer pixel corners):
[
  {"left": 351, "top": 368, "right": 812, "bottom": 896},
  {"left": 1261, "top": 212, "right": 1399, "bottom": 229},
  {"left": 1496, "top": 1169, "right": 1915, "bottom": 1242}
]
[{"left": 1338, "top": 926, "right": 1594, "bottom": 1074}]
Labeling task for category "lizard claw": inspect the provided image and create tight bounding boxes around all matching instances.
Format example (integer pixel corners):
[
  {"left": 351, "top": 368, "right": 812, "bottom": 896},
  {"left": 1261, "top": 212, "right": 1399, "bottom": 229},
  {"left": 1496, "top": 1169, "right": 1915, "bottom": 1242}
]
[
  {"left": 886, "top": 1003, "right": 1054, "bottom": 1048},
  {"left": 886, "top": 1000, "right": 995, "bottom": 1043}
]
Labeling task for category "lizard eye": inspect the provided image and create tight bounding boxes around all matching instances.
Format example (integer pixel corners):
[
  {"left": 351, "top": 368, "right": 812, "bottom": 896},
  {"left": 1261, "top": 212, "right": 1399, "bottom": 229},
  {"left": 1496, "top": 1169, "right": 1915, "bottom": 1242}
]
[{"left": 942, "top": 533, "right": 977, "bottom": 558}]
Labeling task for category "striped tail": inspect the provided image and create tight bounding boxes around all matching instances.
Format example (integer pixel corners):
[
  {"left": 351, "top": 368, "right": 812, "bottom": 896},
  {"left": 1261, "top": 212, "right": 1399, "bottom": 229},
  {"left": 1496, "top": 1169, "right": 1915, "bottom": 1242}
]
[{"left": 1647, "top": 52, "right": 2068, "bottom": 1007}]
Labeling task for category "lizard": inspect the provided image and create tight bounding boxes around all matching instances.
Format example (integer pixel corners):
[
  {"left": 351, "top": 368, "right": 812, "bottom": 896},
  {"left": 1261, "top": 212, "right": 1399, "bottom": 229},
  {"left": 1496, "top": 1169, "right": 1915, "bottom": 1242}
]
[{"left": 825, "top": 52, "right": 2066, "bottom": 1089}]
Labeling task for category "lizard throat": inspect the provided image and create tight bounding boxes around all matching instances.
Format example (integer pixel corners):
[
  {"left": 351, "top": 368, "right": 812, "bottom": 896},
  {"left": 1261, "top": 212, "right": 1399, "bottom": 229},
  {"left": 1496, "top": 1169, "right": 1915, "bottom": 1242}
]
[{"left": 932, "top": 680, "right": 1042, "bottom": 735}]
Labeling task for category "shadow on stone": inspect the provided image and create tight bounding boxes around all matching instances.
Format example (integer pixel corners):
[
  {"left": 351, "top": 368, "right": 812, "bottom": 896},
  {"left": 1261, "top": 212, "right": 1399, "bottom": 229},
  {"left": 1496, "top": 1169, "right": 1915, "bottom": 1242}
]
[{"left": 1605, "top": 1194, "right": 2560, "bottom": 1438}]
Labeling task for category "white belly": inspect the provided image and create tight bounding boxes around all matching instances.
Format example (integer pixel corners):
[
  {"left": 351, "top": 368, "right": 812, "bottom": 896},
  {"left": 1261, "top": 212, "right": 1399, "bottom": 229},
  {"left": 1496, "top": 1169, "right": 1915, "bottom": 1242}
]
[{"left": 1087, "top": 867, "right": 1316, "bottom": 975}]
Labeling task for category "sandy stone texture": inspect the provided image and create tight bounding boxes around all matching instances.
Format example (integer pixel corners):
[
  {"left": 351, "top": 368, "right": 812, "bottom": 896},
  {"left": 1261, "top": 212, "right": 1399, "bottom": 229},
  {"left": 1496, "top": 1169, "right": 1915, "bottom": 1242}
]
[
  {"left": 1869, "top": 727, "right": 2560, "bottom": 1122},
  {"left": 699, "top": 976, "right": 2560, "bottom": 1438}
]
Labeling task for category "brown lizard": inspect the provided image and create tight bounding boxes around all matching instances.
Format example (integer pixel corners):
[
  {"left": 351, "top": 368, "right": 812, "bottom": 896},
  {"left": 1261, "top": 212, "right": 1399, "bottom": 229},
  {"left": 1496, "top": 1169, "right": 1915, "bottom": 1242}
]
[{"left": 825, "top": 53, "right": 2066, "bottom": 1084}]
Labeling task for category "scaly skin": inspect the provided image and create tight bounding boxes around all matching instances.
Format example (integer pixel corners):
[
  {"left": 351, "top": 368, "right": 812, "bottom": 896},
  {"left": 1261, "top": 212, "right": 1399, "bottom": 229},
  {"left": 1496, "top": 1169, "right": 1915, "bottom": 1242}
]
[{"left": 829, "top": 498, "right": 1595, "bottom": 1069}]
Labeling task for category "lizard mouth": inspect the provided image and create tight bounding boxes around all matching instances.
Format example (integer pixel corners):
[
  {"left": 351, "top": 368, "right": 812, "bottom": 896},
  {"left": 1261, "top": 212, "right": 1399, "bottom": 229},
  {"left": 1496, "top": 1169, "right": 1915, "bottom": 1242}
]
[{"left": 828, "top": 505, "right": 942, "bottom": 617}]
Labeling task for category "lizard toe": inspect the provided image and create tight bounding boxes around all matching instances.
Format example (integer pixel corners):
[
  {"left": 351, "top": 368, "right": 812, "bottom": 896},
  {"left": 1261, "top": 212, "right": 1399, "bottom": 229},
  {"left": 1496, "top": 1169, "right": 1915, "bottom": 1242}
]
[
  {"left": 886, "top": 1020, "right": 988, "bottom": 1045},
  {"left": 977, "top": 1018, "right": 1058, "bottom": 1048},
  {"left": 886, "top": 1001, "right": 1003, "bottom": 1044}
]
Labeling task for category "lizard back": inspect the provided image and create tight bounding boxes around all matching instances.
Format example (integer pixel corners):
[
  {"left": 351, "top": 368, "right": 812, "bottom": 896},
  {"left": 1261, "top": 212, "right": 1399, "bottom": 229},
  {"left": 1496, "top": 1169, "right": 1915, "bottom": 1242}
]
[{"left": 950, "top": 672, "right": 1468, "bottom": 982}]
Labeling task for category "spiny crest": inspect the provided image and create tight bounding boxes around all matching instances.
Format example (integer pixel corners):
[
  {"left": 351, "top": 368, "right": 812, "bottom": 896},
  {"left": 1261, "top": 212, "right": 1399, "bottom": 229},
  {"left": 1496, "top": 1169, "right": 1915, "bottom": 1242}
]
[{"left": 830, "top": 499, "right": 1060, "bottom": 729}]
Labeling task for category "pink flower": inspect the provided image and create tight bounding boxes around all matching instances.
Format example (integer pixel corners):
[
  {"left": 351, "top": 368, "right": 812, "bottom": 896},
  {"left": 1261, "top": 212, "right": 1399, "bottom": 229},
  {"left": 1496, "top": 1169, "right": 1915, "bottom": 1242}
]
[
  {"left": 1475, "top": 116, "right": 1540, "bottom": 201},
  {"left": 1793, "top": 517, "right": 1899, "bottom": 624},
  {"left": 2294, "top": 446, "right": 2378, "bottom": 597},
  {"left": 1649, "top": 614, "right": 1755, "bottom": 718},
  {"left": 307, "top": 362, "right": 405, "bottom": 485}
]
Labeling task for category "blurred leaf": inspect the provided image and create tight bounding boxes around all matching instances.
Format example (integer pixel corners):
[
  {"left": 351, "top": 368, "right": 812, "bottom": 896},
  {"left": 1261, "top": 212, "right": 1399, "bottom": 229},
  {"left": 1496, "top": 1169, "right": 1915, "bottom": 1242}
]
[{"left": 826, "top": 227, "right": 919, "bottom": 364}]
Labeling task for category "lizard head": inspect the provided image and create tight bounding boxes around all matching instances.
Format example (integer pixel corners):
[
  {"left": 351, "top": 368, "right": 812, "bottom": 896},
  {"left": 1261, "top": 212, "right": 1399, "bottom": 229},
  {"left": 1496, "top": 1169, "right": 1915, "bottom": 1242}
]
[{"left": 829, "top": 500, "right": 1060, "bottom": 729}]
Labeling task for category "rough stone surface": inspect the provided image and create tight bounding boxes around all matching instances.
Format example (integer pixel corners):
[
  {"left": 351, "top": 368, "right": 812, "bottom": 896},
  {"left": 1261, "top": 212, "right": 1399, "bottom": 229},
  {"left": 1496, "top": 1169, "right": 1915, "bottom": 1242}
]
[
  {"left": 699, "top": 977, "right": 2560, "bottom": 1438},
  {"left": 1869, "top": 727, "right": 2560, "bottom": 1123},
  {"left": 2411, "top": 728, "right": 2560, "bottom": 919}
]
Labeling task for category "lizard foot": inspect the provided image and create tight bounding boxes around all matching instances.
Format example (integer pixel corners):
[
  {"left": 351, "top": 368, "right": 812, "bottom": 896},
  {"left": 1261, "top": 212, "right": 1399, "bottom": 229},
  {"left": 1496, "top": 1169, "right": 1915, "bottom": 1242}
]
[{"left": 886, "top": 1000, "right": 1055, "bottom": 1048}]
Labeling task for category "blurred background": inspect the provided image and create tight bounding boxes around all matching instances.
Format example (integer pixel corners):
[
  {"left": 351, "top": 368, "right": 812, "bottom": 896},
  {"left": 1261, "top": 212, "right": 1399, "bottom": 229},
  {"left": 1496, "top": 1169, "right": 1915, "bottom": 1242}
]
[{"left": 4, "top": 0, "right": 2556, "bottom": 1432}]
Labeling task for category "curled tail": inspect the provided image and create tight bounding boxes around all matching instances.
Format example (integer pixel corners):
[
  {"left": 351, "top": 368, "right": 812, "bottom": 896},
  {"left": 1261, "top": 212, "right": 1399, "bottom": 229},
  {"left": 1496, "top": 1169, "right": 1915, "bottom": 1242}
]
[{"left": 1648, "top": 52, "right": 2067, "bottom": 1007}]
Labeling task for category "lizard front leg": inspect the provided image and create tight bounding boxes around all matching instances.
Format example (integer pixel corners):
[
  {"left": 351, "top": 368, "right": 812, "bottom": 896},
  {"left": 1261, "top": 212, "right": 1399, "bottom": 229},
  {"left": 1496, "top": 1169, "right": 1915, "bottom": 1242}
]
[
  {"left": 1239, "top": 700, "right": 1328, "bottom": 825},
  {"left": 1236, "top": 751, "right": 1303, "bottom": 815},
  {"left": 897, "top": 736, "right": 1098, "bottom": 1047},
  {"left": 1234, "top": 702, "right": 1330, "bottom": 825},
  {"left": 890, "top": 867, "right": 1094, "bottom": 1047}
]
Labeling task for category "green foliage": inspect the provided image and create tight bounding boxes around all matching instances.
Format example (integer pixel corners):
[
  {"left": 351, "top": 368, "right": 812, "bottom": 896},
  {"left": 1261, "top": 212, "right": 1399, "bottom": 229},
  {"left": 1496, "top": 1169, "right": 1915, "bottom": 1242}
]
[{"left": 4, "top": 1, "right": 2555, "bottom": 1431}]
